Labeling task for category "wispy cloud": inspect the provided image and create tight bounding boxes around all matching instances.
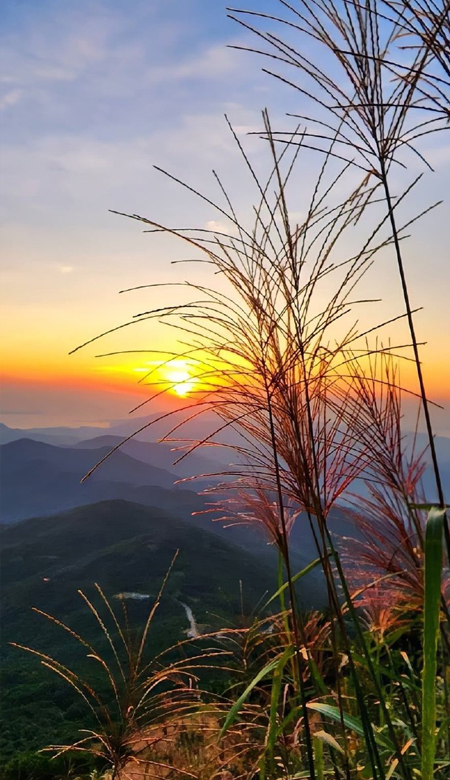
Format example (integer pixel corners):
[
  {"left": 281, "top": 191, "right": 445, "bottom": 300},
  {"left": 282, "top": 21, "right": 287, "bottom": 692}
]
[
  {"left": 146, "top": 44, "right": 239, "bottom": 85},
  {"left": 0, "top": 101, "right": 265, "bottom": 227},
  {"left": 0, "top": 1, "right": 258, "bottom": 142},
  {"left": 0, "top": 88, "right": 22, "bottom": 110},
  {"left": 205, "top": 219, "right": 239, "bottom": 236}
]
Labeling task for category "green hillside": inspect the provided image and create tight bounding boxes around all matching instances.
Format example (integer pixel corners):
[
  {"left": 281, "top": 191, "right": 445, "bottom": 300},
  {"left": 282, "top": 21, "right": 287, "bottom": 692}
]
[{"left": 0, "top": 499, "right": 276, "bottom": 765}]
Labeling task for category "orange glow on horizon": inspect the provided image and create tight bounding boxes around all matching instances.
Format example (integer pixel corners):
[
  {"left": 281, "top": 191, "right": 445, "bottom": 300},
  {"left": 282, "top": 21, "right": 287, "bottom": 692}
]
[
  {"left": 0, "top": 356, "right": 205, "bottom": 402},
  {"left": 2, "top": 345, "right": 449, "bottom": 408}
]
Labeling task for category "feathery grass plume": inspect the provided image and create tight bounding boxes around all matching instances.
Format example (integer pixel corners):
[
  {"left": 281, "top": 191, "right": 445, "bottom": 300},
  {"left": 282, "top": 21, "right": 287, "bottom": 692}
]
[
  {"left": 227, "top": 1, "right": 442, "bottom": 169},
  {"left": 342, "top": 493, "right": 450, "bottom": 628},
  {"left": 382, "top": 0, "right": 450, "bottom": 116},
  {"left": 227, "top": 0, "right": 448, "bottom": 545},
  {"left": 11, "top": 558, "right": 235, "bottom": 779},
  {"left": 340, "top": 349, "right": 450, "bottom": 620},
  {"left": 70, "top": 110, "right": 445, "bottom": 777}
]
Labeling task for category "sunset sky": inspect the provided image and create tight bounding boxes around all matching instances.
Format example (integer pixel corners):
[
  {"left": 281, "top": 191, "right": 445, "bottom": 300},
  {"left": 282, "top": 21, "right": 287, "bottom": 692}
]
[{"left": 1, "top": 0, "right": 449, "bottom": 433}]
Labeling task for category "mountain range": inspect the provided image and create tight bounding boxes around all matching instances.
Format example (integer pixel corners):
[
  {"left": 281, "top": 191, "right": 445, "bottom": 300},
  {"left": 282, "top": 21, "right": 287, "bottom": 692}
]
[
  {"left": 2, "top": 415, "right": 448, "bottom": 765},
  {"left": 0, "top": 429, "right": 362, "bottom": 578},
  {"left": 0, "top": 434, "right": 226, "bottom": 524}
]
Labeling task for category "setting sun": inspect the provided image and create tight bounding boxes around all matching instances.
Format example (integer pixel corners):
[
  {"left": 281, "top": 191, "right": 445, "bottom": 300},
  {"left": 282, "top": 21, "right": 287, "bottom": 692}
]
[{"left": 165, "top": 362, "right": 197, "bottom": 397}]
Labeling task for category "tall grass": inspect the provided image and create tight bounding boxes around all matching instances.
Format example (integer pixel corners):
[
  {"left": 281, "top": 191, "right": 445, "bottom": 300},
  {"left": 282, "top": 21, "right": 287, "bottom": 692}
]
[
  {"left": 21, "top": 2, "right": 449, "bottom": 778},
  {"left": 12, "top": 558, "right": 236, "bottom": 779},
  {"left": 71, "top": 112, "right": 447, "bottom": 776}
]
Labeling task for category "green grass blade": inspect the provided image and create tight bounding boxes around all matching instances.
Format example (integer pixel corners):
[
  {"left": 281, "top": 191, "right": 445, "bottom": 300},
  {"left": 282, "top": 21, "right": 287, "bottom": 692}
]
[
  {"left": 263, "top": 556, "right": 323, "bottom": 610},
  {"left": 421, "top": 507, "right": 445, "bottom": 780},
  {"left": 409, "top": 503, "right": 450, "bottom": 511},
  {"left": 220, "top": 647, "right": 295, "bottom": 738},
  {"left": 276, "top": 552, "right": 291, "bottom": 640},
  {"left": 265, "top": 644, "right": 296, "bottom": 771},
  {"left": 307, "top": 702, "right": 393, "bottom": 752},
  {"left": 307, "top": 702, "right": 366, "bottom": 738}
]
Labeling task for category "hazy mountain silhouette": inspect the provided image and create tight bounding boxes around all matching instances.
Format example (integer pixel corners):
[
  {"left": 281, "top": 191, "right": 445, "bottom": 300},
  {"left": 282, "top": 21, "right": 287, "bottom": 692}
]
[
  {"left": 0, "top": 434, "right": 358, "bottom": 582},
  {"left": 0, "top": 413, "right": 237, "bottom": 451},
  {"left": 73, "top": 434, "right": 229, "bottom": 479},
  {"left": 0, "top": 421, "right": 107, "bottom": 446},
  {"left": 0, "top": 438, "right": 185, "bottom": 523}
]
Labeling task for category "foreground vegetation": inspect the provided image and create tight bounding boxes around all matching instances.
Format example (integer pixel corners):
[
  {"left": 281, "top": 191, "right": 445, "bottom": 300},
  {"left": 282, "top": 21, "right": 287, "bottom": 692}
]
[{"left": 3, "top": 1, "right": 450, "bottom": 778}]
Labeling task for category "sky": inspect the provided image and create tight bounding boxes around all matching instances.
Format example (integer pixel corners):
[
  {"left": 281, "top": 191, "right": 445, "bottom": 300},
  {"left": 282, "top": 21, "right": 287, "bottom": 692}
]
[{"left": 1, "top": 0, "right": 449, "bottom": 433}]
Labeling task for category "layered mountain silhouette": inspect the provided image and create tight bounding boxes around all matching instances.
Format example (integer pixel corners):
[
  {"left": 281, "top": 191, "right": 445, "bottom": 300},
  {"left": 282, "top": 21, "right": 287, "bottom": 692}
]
[
  {"left": 0, "top": 433, "right": 360, "bottom": 581},
  {"left": 73, "top": 433, "right": 228, "bottom": 478},
  {"left": 0, "top": 438, "right": 190, "bottom": 523},
  {"left": 0, "top": 413, "right": 240, "bottom": 452}
]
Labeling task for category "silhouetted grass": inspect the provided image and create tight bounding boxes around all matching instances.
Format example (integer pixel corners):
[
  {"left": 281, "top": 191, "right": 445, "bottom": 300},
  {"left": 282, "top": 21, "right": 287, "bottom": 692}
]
[{"left": 13, "top": 2, "right": 450, "bottom": 778}]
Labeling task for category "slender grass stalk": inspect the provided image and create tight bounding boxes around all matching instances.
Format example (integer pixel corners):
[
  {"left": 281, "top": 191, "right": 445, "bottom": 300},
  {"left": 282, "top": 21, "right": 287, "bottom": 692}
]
[
  {"left": 313, "top": 733, "right": 325, "bottom": 780},
  {"left": 263, "top": 359, "right": 317, "bottom": 778},
  {"left": 422, "top": 507, "right": 445, "bottom": 780},
  {"left": 378, "top": 159, "right": 448, "bottom": 545}
]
